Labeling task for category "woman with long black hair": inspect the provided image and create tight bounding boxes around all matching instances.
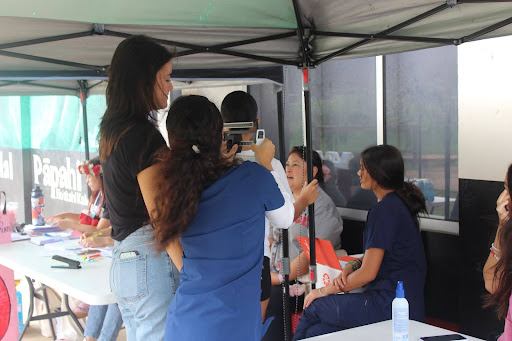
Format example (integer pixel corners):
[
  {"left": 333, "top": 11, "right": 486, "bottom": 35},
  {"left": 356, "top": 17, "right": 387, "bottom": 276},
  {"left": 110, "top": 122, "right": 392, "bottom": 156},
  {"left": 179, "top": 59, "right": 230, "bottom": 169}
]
[
  {"left": 484, "top": 164, "right": 512, "bottom": 340},
  {"left": 151, "top": 95, "right": 294, "bottom": 340},
  {"left": 293, "top": 145, "right": 427, "bottom": 339},
  {"left": 98, "top": 35, "right": 180, "bottom": 340}
]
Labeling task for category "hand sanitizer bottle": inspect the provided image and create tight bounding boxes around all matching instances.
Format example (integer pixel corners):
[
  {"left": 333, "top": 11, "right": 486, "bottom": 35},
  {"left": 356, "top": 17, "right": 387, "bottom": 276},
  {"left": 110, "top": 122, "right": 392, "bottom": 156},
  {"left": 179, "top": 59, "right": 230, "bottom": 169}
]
[{"left": 392, "top": 281, "right": 409, "bottom": 341}]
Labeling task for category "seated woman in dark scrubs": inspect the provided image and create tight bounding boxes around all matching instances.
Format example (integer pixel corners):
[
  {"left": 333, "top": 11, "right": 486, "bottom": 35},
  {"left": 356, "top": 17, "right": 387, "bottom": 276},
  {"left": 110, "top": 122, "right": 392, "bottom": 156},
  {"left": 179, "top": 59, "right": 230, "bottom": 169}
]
[{"left": 293, "top": 144, "right": 427, "bottom": 340}]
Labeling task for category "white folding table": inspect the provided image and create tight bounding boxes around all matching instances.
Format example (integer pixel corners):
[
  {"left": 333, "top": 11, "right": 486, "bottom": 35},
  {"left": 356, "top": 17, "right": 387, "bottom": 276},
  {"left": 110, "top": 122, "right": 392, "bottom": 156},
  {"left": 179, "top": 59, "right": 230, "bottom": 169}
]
[
  {"left": 304, "top": 320, "right": 484, "bottom": 340},
  {"left": 0, "top": 240, "right": 114, "bottom": 340}
]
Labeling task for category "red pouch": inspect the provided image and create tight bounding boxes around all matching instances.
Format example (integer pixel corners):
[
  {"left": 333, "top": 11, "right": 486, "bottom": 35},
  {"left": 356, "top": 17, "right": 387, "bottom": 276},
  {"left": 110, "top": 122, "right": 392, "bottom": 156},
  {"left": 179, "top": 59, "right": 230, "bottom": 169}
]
[{"left": 78, "top": 213, "right": 99, "bottom": 227}]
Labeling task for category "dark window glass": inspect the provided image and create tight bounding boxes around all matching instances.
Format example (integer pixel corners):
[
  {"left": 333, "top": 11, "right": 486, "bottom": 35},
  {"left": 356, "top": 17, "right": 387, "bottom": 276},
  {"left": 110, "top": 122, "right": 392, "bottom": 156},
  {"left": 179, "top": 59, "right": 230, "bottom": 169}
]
[{"left": 385, "top": 46, "right": 458, "bottom": 220}]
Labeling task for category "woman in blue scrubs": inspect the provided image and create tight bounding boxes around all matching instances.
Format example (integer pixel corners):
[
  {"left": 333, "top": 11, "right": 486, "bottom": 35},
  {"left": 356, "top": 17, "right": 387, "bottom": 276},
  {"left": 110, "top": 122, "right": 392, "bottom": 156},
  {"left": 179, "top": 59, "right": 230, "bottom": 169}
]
[
  {"left": 293, "top": 145, "right": 428, "bottom": 340},
  {"left": 151, "top": 95, "right": 294, "bottom": 341}
]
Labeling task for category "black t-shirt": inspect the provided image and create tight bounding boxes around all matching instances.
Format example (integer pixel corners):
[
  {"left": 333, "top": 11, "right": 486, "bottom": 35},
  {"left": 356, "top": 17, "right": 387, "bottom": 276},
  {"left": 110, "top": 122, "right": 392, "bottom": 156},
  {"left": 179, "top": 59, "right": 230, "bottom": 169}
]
[{"left": 101, "top": 122, "right": 166, "bottom": 241}]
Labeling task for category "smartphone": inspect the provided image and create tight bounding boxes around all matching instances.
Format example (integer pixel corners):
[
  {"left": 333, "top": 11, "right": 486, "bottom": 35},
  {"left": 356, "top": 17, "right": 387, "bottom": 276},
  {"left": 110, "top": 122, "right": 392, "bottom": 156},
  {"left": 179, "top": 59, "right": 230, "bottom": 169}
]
[
  {"left": 420, "top": 334, "right": 467, "bottom": 341},
  {"left": 119, "top": 251, "right": 139, "bottom": 259}
]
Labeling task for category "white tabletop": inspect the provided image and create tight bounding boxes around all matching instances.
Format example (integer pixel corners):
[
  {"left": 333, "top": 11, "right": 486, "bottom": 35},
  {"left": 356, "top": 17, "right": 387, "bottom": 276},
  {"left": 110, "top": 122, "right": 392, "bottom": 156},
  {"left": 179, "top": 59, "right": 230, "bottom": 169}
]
[
  {"left": 0, "top": 240, "right": 115, "bottom": 305},
  {"left": 305, "top": 320, "right": 483, "bottom": 340}
]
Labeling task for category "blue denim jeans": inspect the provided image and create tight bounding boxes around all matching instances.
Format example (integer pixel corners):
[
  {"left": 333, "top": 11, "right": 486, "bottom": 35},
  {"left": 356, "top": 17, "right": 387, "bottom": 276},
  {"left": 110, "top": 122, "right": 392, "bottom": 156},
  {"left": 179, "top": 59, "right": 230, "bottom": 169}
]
[
  {"left": 110, "top": 226, "right": 179, "bottom": 341},
  {"left": 84, "top": 304, "right": 123, "bottom": 341}
]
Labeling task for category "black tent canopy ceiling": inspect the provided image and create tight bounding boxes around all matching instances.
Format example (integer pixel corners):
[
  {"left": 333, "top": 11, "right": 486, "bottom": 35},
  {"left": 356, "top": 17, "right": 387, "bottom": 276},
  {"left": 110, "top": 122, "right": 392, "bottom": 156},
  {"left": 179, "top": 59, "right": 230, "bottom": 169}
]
[{"left": 1, "top": 0, "right": 512, "bottom": 91}]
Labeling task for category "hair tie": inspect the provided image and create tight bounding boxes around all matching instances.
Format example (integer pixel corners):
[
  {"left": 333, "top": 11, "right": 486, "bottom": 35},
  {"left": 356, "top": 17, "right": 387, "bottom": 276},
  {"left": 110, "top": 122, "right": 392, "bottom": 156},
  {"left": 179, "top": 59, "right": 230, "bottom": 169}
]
[{"left": 192, "top": 145, "right": 200, "bottom": 154}]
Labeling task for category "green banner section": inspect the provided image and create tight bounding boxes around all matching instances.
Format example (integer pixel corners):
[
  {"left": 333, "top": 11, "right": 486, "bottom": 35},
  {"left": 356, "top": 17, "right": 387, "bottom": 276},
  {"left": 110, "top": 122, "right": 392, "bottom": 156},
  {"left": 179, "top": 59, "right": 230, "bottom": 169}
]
[
  {"left": 0, "top": 95, "right": 106, "bottom": 152},
  {"left": 2, "top": 0, "right": 296, "bottom": 28},
  {"left": 0, "top": 97, "right": 22, "bottom": 149},
  {"left": 30, "top": 96, "right": 82, "bottom": 151},
  {"left": 86, "top": 95, "right": 107, "bottom": 153}
]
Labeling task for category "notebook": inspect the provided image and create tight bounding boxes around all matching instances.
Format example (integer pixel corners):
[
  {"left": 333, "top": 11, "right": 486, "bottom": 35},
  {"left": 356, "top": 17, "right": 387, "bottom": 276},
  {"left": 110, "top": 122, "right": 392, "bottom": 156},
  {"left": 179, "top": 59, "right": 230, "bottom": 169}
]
[
  {"left": 10, "top": 233, "right": 30, "bottom": 242},
  {"left": 30, "top": 236, "right": 60, "bottom": 246}
]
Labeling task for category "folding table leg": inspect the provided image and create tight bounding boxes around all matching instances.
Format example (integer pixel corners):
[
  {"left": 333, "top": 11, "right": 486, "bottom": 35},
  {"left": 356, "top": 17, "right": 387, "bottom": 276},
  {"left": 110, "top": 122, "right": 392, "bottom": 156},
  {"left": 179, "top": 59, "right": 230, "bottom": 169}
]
[
  {"left": 41, "top": 285, "right": 57, "bottom": 340},
  {"left": 64, "top": 294, "right": 84, "bottom": 334},
  {"left": 18, "top": 276, "right": 34, "bottom": 341},
  {"left": 17, "top": 277, "right": 84, "bottom": 340}
]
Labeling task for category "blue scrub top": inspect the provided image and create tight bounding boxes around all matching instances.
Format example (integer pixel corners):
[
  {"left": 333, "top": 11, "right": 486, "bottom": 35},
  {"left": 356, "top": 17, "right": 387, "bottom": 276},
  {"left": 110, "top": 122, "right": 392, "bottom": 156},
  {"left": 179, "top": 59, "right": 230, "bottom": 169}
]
[
  {"left": 363, "top": 191, "right": 427, "bottom": 322},
  {"left": 164, "top": 161, "right": 284, "bottom": 341}
]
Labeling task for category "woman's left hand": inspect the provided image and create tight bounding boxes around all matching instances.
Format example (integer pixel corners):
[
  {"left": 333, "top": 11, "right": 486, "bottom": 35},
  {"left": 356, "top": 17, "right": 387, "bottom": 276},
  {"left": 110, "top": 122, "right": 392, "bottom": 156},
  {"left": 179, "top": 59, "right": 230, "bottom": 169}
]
[
  {"left": 221, "top": 140, "right": 238, "bottom": 161},
  {"left": 333, "top": 264, "right": 354, "bottom": 292},
  {"left": 303, "top": 288, "right": 323, "bottom": 309}
]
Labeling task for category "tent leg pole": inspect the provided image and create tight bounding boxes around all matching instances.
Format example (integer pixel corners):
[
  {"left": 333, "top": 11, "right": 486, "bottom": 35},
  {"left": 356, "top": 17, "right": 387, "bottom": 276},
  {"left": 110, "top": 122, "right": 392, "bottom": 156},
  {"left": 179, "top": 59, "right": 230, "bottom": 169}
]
[
  {"left": 277, "top": 88, "right": 286, "bottom": 166},
  {"left": 302, "top": 69, "right": 317, "bottom": 290},
  {"left": 78, "top": 80, "right": 90, "bottom": 200},
  {"left": 78, "top": 80, "right": 90, "bottom": 161},
  {"left": 282, "top": 229, "right": 292, "bottom": 341}
]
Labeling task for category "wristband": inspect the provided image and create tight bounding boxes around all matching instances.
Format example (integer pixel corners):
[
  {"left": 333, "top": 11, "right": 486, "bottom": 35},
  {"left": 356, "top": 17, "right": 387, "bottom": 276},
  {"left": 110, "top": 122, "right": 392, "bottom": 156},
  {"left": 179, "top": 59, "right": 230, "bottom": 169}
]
[
  {"left": 278, "top": 274, "right": 284, "bottom": 283},
  {"left": 491, "top": 242, "right": 501, "bottom": 260},
  {"left": 318, "top": 287, "right": 325, "bottom": 296},
  {"left": 346, "top": 260, "right": 360, "bottom": 271}
]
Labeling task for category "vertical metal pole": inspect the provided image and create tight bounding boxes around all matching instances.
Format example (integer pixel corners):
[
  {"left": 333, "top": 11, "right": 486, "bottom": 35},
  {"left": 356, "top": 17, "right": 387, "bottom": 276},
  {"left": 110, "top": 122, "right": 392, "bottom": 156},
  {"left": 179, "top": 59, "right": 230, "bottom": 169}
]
[
  {"left": 278, "top": 66, "right": 292, "bottom": 341},
  {"left": 376, "top": 56, "right": 385, "bottom": 145},
  {"left": 282, "top": 228, "right": 292, "bottom": 340},
  {"left": 302, "top": 69, "right": 317, "bottom": 289},
  {"left": 78, "top": 80, "right": 90, "bottom": 161},
  {"left": 418, "top": 111, "right": 422, "bottom": 178},
  {"left": 78, "top": 81, "right": 90, "bottom": 200},
  {"left": 382, "top": 56, "right": 388, "bottom": 145},
  {"left": 277, "top": 89, "right": 286, "bottom": 166},
  {"left": 444, "top": 106, "right": 451, "bottom": 219},
  {"left": 20, "top": 97, "right": 33, "bottom": 223}
]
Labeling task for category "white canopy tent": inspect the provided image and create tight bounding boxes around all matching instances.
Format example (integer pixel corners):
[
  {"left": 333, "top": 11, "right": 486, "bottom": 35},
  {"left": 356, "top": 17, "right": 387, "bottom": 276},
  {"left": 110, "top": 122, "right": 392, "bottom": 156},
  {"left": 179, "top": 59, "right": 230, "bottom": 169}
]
[
  {"left": 2, "top": 2, "right": 512, "bottom": 338},
  {"left": 1, "top": 0, "right": 512, "bottom": 86}
]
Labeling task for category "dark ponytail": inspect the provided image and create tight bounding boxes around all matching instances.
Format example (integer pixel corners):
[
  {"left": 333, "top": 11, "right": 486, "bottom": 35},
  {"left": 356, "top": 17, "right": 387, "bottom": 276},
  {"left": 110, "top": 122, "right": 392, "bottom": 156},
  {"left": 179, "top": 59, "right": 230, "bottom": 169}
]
[
  {"left": 361, "top": 145, "right": 426, "bottom": 227},
  {"left": 396, "top": 182, "right": 427, "bottom": 227},
  {"left": 152, "top": 95, "right": 240, "bottom": 251}
]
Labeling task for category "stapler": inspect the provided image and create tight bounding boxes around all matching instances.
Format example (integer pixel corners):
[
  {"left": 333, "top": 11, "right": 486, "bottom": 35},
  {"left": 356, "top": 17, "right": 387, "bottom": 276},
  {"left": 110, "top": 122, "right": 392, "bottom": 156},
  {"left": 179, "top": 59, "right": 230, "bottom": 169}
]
[{"left": 51, "top": 255, "right": 81, "bottom": 269}]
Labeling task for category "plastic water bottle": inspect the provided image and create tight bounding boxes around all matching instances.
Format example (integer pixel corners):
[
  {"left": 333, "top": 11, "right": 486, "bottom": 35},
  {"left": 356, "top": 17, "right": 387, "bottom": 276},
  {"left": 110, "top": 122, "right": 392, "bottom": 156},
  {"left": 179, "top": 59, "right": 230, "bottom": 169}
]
[
  {"left": 31, "top": 185, "right": 45, "bottom": 226},
  {"left": 422, "top": 179, "right": 435, "bottom": 203},
  {"left": 392, "top": 281, "right": 409, "bottom": 341}
]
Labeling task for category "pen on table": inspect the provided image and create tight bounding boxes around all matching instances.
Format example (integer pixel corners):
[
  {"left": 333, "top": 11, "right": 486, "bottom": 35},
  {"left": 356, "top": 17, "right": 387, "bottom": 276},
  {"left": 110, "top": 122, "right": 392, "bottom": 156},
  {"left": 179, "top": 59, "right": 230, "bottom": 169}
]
[
  {"left": 44, "top": 233, "right": 64, "bottom": 241},
  {"left": 87, "top": 232, "right": 103, "bottom": 239},
  {"left": 82, "top": 254, "right": 102, "bottom": 261}
]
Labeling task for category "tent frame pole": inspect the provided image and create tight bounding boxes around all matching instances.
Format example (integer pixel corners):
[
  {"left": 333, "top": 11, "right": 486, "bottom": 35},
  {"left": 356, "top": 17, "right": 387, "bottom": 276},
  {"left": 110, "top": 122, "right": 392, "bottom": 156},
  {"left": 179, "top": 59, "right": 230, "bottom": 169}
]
[
  {"left": 177, "top": 31, "right": 297, "bottom": 56},
  {"left": 292, "top": 0, "right": 317, "bottom": 289},
  {"left": 0, "top": 31, "right": 93, "bottom": 50},
  {"left": 104, "top": 30, "right": 300, "bottom": 66},
  {"left": 1, "top": 3, "right": 512, "bottom": 77},
  {"left": 312, "top": 31, "right": 456, "bottom": 44},
  {"left": 313, "top": 3, "right": 450, "bottom": 65},
  {"left": 0, "top": 50, "right": 106, "bottom": 72},
  {"left": 0, "top": 81, "right": 76, "bottom": 91},
  {"left": 301, "top": 70, "right": 316, "bottom": 289},
  {"left": 78, "top": 80, "right": 91, "bottom": 197}
]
